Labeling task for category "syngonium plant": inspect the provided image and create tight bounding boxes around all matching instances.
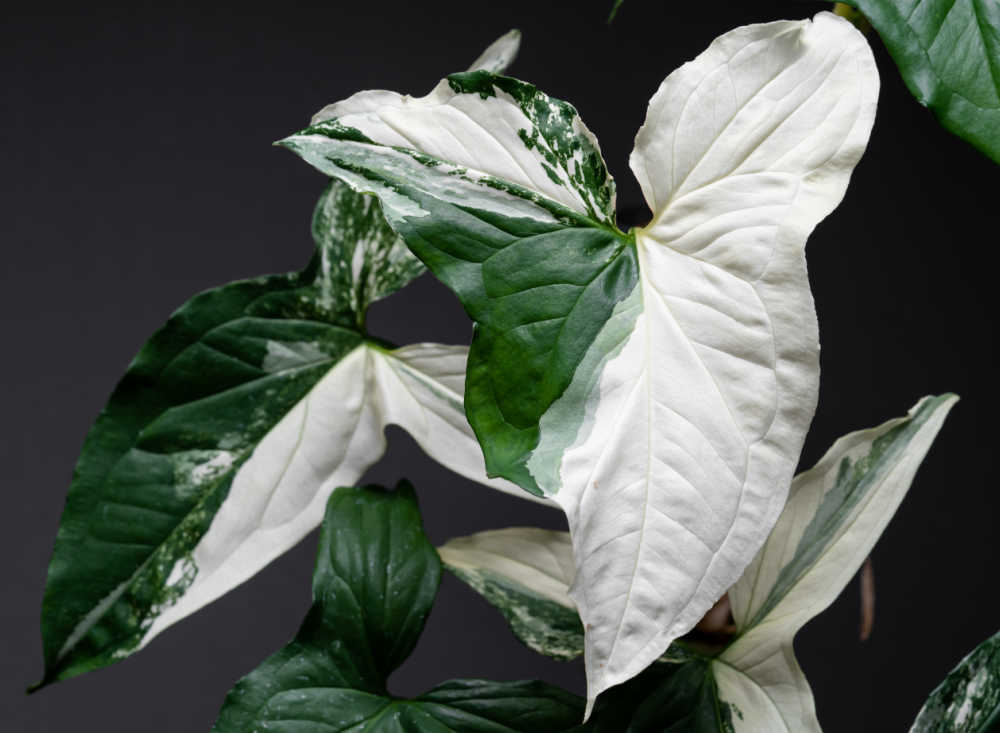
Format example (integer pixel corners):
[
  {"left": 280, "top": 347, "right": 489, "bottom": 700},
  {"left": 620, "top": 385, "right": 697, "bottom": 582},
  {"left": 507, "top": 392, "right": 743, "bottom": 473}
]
[{"left": 33, "top": 12, "right": 999, "bottom": 733}]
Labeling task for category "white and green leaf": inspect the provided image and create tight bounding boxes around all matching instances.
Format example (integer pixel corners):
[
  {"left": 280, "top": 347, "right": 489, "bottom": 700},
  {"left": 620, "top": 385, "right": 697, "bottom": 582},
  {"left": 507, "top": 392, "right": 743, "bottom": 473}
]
[
  {"left": 37, "top": 181, "right": 531, "bottom": 687},
  {"left": 718, "top": 394, "right": 958, "bottom": 732},
  {"left": 39, "top": 32, "right": 530, "bottom": 686},
  {"left": 440, "top": 396, "right": 956, "bottom": 731},
  {"left": 438, "top": 528, "right": 582, "bottom": 660},
  {"left": 281, "top": 12, "right": 879, "bottom": 712},
  {"left": 213, "top": 483, "right": 584, "bottom": 733},
  {"left": 911, "top": 628, "right": 1000, "bottom": 733}
]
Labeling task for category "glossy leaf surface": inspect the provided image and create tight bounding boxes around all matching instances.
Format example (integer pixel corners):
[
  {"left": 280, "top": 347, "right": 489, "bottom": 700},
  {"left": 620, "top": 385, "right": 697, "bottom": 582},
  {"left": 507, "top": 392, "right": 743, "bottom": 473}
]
[
  {"left": 282, "top": 12, "right": 878, "bottom": 711},
  {"left": 38, "top": 182, "right": 530, "bottom": 687},
  {"left": 911, "top": 628, "right": 1000, "bottom": 732},
  {"left": 214, "top": 484, "right": 584, "bottom": 733},
  {"left": 846, "top": 0, "right": 1000, "bottom": 163}
]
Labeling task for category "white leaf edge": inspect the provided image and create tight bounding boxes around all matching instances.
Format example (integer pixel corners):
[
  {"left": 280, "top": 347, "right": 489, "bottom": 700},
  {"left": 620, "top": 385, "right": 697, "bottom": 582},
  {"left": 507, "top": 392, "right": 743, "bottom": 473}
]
[
  {"left": 132, "top": 342, "right": 548, "bottom": 655},
  {"left": 558, "top": 12, "right": 879, "bottom": 713},
  {"left": 309, "top": 48, "right": 611, "bottom": 225},
  {"left": 466, "top": 29, "right": 521, "bottom": 75},
  {"left": 438, "top": 527, "right": 576, "bottom": 610},
  {"left": 719, "top": 394, "right": 958, "bottom": 732}
]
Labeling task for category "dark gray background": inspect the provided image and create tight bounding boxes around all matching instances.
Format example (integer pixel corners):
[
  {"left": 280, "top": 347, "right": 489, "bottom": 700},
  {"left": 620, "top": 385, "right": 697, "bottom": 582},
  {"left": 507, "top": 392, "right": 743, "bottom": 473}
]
[{"left": 3, "top": 1, "right": 996, "bottom": 730}]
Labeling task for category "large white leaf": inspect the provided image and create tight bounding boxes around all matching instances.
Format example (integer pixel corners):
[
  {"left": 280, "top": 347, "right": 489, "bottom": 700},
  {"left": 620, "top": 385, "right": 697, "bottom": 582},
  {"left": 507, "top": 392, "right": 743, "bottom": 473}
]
[
  {"left": 138, "top": 342, "right": 536, "bottom": 652},
  {"left": 567, "top": 12, "right": 878, "bottom": 709},
  {"left": 280, "top": 12, "right": 878, "bottom": 713},
  {"left": 720, "top": 394, "right": 958, "bottom": 732}
]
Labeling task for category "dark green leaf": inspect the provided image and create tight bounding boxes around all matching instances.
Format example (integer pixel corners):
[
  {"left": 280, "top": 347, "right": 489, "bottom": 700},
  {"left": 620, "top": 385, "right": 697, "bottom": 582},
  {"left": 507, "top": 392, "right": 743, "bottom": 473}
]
[
  {"left": 845, "top": 0, "right": 1000, "bottom": 163},
  {"left": 911, "top": 629, "right": 1000, "bottom": 732},
  {"left": 581, "top": 660, "right": 737, "bottom": 733},
  {"left": 38, "top": 181, "right": 419, "bottom": 686},
  {"left": 213, "top": 484, "right": 586, "bottom": 733}
]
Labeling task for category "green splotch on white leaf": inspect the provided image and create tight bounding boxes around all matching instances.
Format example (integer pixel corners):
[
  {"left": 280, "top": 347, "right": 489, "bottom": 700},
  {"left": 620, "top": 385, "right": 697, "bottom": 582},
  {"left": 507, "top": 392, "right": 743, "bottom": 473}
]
[
  {"left": 721, "top": 395, "right": 958, "bottom": 732},
  {"left": 447, "top": 566, "right": 584, "bottom": 661},
  {"left": 281, "top": 14, "right": 880, "bottom": 715},
  {"left": 438, "top": 528, "right": 583, "bottom": 660}
]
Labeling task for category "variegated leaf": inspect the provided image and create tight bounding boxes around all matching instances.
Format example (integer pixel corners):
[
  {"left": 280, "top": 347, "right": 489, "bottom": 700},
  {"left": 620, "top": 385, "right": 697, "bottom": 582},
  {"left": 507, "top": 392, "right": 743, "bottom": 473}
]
[
  {"left": 910, "top": 628, "right": 1000, "bottom": 732},
  {"left": 719, "top": 395, "right": 958, "bottom": 732},
  {"left": 39, "top": 30, "right": 529, "bottom": 686},
  {"left": 37, "top": 181, "right": 531, "bottom": 687},
  {"left": 438, "top": 528, "right": 582, "bottom": 660},
  {"left": 281, "top": 12, "right": 878, "bottom": 712},
  {"left": 214, "top": 484, "right": 583, "bottom": 733}
]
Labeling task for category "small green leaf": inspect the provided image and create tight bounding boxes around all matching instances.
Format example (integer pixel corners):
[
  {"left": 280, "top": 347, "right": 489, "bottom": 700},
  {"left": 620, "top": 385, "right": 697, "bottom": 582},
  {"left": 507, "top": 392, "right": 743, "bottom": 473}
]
[
  {"left": 845, "top": 0, "right": 1000, "bottom": 163},
  {"left": 911, "top": 629, "right": 1000, "bottom": 732},
  {"left": 213, "top": 483, "right": 585, "bottom": 733}
]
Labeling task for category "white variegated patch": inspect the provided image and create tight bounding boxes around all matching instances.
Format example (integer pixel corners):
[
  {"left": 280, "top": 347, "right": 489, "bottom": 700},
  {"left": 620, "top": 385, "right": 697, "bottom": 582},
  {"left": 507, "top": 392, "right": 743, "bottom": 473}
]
[
  {"left": 438, "top": 527, "right": 575, "bottom": 609},
  {"left": 552, "top": 13, "right": 878, "bottom": 711},
  {"left": 312, "top": 87, "right": 610, "bottom": 224},
  {"left": 138, "top": 343, "right": 540, "bottom": 651},
  {"left": 720, "top": 395, "right": 957, "bottom": 732},
  {"left": 291, "top": 12, "right": 880, "bottom": 715}
]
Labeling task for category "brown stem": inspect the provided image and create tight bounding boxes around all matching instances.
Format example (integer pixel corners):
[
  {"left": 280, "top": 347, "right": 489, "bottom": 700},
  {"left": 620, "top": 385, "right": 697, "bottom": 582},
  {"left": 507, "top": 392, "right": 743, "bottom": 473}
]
[{"left": 859, "top": 556, "right": 876, "bottom": 642}]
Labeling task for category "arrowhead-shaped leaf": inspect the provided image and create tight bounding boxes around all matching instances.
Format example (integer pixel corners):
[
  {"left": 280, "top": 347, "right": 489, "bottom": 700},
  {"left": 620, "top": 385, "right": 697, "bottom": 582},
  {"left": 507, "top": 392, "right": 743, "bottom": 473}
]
[
  {"left": 37, "top": 181, "right": 533, "bottom": 687},
  {"left": 845, "top": 0, "right": 1000, "bottom": 164},
  {"left": 440, "top": 396, "right": 957, "bottom": 730},
  {"left": 280, "top": 12, "right": 878, "bottom": 711},
  {"left": 719, "top": 394, "right": 958, "bottom": 732},
  {"left": 910, "top": 628, "right": 1000, "bottom": 732},
  {"left": 214, "top": 483, "right": 584, "bottom": 733}
]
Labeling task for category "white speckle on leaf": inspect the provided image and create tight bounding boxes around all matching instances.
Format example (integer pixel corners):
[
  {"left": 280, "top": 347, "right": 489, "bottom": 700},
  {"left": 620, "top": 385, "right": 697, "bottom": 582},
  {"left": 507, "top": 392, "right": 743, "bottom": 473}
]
[
  {"left": 191, "top": 452, "right": 234, "bottom": 483},
  {"left": 262, "top": 340, "right": 330, "bottom": 373}
]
